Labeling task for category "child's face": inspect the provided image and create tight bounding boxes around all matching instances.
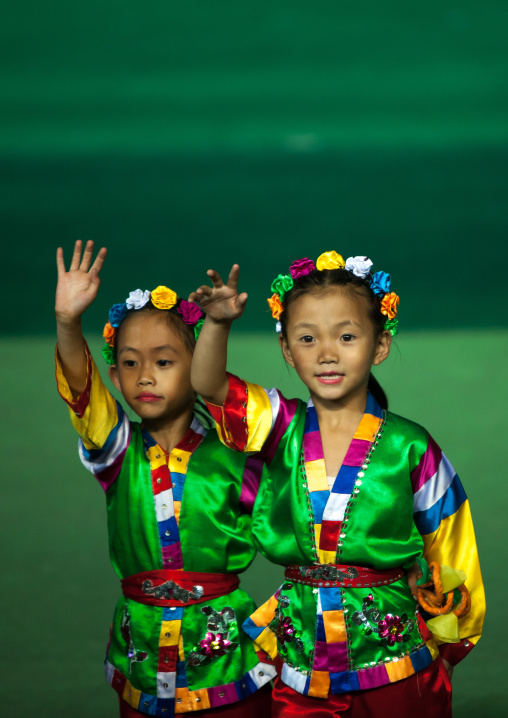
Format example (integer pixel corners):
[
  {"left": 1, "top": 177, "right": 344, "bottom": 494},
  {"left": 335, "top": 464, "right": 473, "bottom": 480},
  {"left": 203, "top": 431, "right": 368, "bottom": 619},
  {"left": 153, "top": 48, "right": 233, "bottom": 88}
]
[
  {"left": 108, "top": 311, "right": 195, "bottom": 426},
  {"left": 280, "top": 286, "right": 391, "bottom": 411}
]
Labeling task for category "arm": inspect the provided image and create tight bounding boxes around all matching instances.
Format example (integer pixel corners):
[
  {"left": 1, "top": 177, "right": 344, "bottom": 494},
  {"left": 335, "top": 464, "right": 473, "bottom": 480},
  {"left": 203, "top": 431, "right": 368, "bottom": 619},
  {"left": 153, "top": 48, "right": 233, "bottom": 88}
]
[
  {"left": 190, "top": 265, "right": 293, "bottom": 453},
  {"left": 56, "top": 239, "right": 107, "bottom": 395},
  {"left": 412, "top": 437, "right": 485, "bottom": 668},
  {"left": 189, "top": 264, "right": 247, "bottom": 405}
]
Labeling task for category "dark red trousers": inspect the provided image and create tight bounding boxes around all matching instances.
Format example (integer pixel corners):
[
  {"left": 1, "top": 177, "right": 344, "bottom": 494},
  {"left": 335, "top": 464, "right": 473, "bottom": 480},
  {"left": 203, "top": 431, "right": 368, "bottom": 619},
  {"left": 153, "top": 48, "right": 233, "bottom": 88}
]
[
  {"left": 119, "top": 683, "right": 272, "bottom": 718},
  {"left": 272, "top": 658, "right": 452, "bottom": 718}
]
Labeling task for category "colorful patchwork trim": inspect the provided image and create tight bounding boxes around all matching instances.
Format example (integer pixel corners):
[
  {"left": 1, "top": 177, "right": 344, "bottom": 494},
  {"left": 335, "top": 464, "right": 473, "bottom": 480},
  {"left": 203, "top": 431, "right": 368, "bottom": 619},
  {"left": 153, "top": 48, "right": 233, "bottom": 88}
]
[
  {"left": 143, "top": 416, "right": 206, "bottom": 571},
  {"left": 279, "top": 641, "right": 434, "bottom": 698},
  {"left": 105, "top": 657, "right": 276, "bottom": 716},
  {"left": 303, "top": 392, "right": 383, "bottom": 564}
]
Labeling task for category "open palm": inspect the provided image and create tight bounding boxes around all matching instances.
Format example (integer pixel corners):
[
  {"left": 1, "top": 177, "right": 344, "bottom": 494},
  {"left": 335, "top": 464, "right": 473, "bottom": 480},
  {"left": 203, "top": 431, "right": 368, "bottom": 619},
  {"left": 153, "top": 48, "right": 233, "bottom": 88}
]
[
  {"left": 189, "top": 264, "right": 248, "bottom": 323},
  {"left": 56, "top": 240, "right": 107, "bottom": 321}
]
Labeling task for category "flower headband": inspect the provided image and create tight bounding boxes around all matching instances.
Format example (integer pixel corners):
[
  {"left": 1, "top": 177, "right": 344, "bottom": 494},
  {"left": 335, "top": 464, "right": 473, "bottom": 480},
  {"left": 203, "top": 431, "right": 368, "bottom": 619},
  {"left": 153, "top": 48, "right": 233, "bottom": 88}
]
[
  {"left": 101, "top": 285, "right": 204, "bottom": 365},
  {"left": 267, "top": 251, "right": 399, "bottom": 336}
]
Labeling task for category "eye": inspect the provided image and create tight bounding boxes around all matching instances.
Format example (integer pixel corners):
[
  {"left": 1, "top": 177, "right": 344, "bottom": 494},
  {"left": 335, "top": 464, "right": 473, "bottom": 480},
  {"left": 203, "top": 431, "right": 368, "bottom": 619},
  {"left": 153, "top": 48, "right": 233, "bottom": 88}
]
[
  {"left": 122, "top": 359, "right": 137, "bottom": 367},
  {"left": 157, "top": 359, "right": 173, "bottom": 367},
  {"left": 341, "top": 333, "right": 355, "bottom": 342},
  {"left": 299, "top": 335, "right": 315, "bottom": 343}
]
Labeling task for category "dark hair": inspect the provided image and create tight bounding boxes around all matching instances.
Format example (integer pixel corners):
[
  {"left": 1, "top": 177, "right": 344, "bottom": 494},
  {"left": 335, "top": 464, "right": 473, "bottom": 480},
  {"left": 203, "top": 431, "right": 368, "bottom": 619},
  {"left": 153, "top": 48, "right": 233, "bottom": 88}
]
[
  {"left": 113, "top": 302, "right": 196, "bottom": 364},
  {"left": 279, "top": 268, "right": 389, "bottom": 410}
]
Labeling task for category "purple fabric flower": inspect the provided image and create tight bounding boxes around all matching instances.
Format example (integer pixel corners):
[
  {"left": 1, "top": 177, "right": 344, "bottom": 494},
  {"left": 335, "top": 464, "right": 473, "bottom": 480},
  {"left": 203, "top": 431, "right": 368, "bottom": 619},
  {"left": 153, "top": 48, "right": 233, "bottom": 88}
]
[
  {"left": 378, "top": 613, "right": 404, "bottom": 646},
  {"left": 177, "top": 300, "right": 203, "bottom": 325},
  {"left": 108, "top": 303, "right": 128, "bottom": 328},
  {"left": 289, "top": 257, "right": 316, "bottom": 279},
  {"left": 370, "top": 271, "right": 391, "bottom": 296}
]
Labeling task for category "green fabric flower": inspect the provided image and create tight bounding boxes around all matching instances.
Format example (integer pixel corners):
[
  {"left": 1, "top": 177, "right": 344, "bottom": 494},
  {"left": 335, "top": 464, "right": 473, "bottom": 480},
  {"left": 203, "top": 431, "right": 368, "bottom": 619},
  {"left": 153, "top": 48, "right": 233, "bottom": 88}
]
[
  {"left": 270, "top": 273, "right": 294, "bottom": 301},
  {"left": 384, "top": 317, "right": 399, "bottom": 336},
  {"left": 194, "top": 317, "right": 205, "bottom": 341},
  {"left": 101, "top": 342, "right": 115, "bottom": 366}
]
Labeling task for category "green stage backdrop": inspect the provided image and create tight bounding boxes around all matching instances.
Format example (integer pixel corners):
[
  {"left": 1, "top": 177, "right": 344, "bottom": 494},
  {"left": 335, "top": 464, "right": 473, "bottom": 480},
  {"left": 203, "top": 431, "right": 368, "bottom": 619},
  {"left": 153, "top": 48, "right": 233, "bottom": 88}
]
[{"left": 1, "top": 1, "right": 507, "bottom": 716}]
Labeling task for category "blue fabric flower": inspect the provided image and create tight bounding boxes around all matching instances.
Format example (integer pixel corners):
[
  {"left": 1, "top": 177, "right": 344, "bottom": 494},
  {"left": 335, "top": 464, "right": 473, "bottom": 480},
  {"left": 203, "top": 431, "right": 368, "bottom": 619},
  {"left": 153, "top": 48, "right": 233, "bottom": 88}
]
[
  {"left": 370, "top": 271, "right": 391, "bottom": 296},
  {"left": 109, "top": 303, "right": 128, "bottom": 327}
]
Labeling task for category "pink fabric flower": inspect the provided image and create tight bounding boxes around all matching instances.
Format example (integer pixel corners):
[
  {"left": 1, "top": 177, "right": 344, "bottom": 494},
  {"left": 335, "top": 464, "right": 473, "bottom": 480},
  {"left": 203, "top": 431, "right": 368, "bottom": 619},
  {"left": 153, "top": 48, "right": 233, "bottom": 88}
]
[
  {"left": 199, "top": 631, "right": 231, "bottom": 657},
  {"left": 378, "top": 614, "right": 404, "bottom": 646},
  {"left": 177, "top": 300, "right": 203, "bottom": 325},
  {"left": 289, "top": 257, "right": 316, "bottom": 279},
  {"left": 275, "top": 616, "right": 297, "bottom": 644}
]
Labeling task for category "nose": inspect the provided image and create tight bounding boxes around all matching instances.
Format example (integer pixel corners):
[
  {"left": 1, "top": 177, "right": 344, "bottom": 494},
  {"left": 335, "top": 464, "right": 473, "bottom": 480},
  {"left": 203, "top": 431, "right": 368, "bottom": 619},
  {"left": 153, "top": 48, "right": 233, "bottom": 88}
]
[
  {"left": 318, "top": 338, "right": 339, "bottom": 364},
  {"left": 137, "top": 362, "right": 155, "bottom": 386}
]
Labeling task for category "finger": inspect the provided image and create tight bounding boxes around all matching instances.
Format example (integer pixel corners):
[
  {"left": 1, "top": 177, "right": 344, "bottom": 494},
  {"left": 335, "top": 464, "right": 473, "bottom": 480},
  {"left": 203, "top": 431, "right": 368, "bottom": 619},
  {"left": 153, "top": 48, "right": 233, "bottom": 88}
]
[
  {"left": 89, "top": 267, "right": 101, "bottom": 285},
  {"left": 56, "top": 247, "right": 66, "bottom": 276},
  {"left": 226, "top": 264, "right": 240, "bottom": 291},
  {"left": 69, "top": 239, "right": 83, "bottom": 271},
  {"left": 408, "top": 574, "right": 418, "bottom": 600},
  {"left": 196, "top": 284, "right": 214, "bottom": 297},
  {"left": 206, "top": 269, "right": 225, "bottom": 289},
  {"left": 80, "top": 240, "right": 95, "bottom": 272},
  {"left": 90, "top": 246, "right": 107, "bottom": 275},
  {"left": 237, "top": 292, "right": 248, "bottom": 309},
  {"left": 187, "top": 292, "right": 199, "bottom": 303}
]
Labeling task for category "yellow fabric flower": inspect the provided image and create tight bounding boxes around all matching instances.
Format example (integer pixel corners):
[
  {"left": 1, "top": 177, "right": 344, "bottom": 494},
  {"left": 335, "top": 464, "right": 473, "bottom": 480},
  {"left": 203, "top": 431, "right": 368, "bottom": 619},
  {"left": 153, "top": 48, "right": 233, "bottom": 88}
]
[
  {"left": 380, "top": 292, "right": 400, "bottom": 319},
  {"left": 103, "top": 322, "right": 116, "bottom": 347},
  {"left": 267, "top": 294, "right": 283, "bottom": 320},
  {"left": 151, "top": 286, "right": 177, "bottom": 310},
  {"left": 316, "top": 251, "right": 345, "bottom": 271}
]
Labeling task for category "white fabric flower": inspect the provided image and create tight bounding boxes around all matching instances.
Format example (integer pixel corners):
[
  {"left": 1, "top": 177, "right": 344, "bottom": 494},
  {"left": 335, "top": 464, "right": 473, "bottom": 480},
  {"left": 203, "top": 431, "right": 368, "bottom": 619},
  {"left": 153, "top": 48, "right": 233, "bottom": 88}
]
[
  {"left": 345, "top": 256, "right": 373, "bottom": 278},
  {"left": 126, "top": 289, "right": 151, "bottom": 310},
  {"left": 275, "top": 321, "right": 282, "bottom": 333}
]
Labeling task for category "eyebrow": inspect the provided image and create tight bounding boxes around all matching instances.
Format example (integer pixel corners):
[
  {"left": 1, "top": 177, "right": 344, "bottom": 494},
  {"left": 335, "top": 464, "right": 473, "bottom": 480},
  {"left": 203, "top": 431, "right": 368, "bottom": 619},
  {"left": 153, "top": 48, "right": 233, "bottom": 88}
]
[
  {"left": 118, "top": 344, "right": 178, "bottom": 355},
  {"left": 293, "top": 319, "right": 359, "bottom": 330}
]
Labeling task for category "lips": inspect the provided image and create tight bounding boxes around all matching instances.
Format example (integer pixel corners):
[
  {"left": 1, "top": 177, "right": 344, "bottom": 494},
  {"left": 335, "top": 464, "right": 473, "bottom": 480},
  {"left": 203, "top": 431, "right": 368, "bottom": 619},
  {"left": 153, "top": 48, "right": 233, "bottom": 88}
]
[
  {"left": 316, "top": 373, "right": 344, "bottom": 385},
  {"left": 136, "top": 392, "right": 162, "bottom": 402}
]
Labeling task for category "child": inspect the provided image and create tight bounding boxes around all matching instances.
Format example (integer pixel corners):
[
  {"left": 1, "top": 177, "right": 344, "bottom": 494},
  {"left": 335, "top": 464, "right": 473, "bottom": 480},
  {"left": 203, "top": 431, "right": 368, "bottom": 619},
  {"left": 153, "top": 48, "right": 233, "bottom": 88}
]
[
  {"left": 55, "top": 240, "right": 275, "bottom": 718},
  {"left": 189, "top": 252, "right": 485, "bottom": 717}
]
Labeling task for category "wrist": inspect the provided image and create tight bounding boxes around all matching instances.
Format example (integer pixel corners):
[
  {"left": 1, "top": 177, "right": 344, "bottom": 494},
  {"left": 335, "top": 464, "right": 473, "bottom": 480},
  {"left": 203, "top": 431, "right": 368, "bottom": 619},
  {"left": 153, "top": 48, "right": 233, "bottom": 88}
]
[
  {"left": 56, "top": 314, "right": 82, "bottom": 330},
  {"left": 204, "top": 315, "right": 234, "bottom": 330}
]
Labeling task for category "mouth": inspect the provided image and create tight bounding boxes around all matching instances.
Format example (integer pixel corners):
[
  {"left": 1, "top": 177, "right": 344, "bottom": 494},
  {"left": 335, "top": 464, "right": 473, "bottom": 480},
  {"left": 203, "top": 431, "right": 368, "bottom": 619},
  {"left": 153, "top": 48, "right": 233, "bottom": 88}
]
[
  {"left": 136, "top": 393, "right": 163, "bottom": 402},
  {"left": 316, "top": 372, "right": 344, "bottom": 385}
]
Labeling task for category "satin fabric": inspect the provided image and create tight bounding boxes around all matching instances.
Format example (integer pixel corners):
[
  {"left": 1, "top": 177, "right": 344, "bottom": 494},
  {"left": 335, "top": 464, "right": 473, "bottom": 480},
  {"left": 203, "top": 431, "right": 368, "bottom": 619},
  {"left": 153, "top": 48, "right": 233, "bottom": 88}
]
[
  {"left": 271, "top": 658, "right": 451, "bottom": 717},
  {"left": 119, "top": 684, "right": 272, "bottom": 718},
  {"left": 57, "top": 351, "right": 276, "bottom": 714},
  {"left": 208, "top": 375, "right": 484, "bottom": 695}
]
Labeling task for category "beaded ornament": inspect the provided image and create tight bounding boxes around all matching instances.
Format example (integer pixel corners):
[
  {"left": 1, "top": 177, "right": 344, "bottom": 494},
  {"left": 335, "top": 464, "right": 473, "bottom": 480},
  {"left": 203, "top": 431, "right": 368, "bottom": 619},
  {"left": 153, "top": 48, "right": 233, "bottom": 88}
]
[
  {"left": 101, "top": 285, "right": 204, "bottom": 365},
  {"left": 267, "top": 251, "right": 400, "bottom": 336}
]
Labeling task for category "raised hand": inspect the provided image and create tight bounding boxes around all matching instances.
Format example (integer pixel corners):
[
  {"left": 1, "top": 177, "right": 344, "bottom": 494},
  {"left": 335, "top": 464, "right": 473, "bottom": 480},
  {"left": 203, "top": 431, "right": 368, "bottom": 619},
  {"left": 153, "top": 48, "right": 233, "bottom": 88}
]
[
  {"left": 56, "top": 240, "right": 107, "bottom": 322},
  {"left": 188, "top": 264, "right": 248, "bottom": 324}
]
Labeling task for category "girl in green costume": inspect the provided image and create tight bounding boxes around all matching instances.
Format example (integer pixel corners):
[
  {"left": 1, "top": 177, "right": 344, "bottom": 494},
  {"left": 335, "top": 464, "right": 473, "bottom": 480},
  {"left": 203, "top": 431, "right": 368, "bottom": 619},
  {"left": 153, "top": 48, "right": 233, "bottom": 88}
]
[
  {"left": 55, "top": 240, "right": 275, "bottom": 718},
  {"left": 189, "top": 252, "right": 484, "bottom": 717}
]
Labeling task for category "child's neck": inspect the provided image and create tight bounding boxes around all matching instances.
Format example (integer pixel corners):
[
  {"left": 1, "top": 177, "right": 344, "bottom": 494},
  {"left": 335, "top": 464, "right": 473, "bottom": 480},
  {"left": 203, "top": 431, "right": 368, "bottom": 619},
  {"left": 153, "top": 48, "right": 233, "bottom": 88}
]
[
  {"left": 142, "top": 406, "right": 195, "bottom": 454},
  {"left": 311, "top": 392, "right": 368, "bottom": 478}
]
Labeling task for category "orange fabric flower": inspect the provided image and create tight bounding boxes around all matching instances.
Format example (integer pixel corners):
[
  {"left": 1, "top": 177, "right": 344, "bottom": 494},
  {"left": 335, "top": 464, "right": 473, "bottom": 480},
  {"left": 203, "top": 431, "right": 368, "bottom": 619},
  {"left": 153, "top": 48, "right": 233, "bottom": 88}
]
[
  {"left": 380, "top": 292, "right": 400, "bottom": 319},
  {"left": 316, "top": 251, "right": 345, "bottom": 271},
  {"left": 151, "top": 285, "right": 177, "bottom": 310},
  {"left": 103, "top": 322, "right": 116, "bottom": 347},
  {"left": 267, "top": 294, "right": 283, "bottom": 320}
]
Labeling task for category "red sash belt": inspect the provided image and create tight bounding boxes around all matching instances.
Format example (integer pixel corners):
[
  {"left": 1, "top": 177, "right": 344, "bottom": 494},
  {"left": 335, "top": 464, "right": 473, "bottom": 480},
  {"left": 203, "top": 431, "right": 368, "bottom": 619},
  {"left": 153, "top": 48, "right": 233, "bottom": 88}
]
[
  {"left": 284, "top": 564, "right": 404, "bottom": 588},
  {"left": 121, "top": 569, "right": 240, "bottom": 607}
]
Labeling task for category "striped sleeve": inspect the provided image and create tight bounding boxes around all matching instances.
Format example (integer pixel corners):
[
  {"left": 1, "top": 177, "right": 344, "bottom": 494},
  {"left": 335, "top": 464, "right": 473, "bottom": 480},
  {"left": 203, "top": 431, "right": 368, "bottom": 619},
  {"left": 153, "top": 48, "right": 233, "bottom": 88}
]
[
  {"left": 412, "top": 435, "right": 485, "bottom": 665},
  {"left": 205, "top": 372, "right": 297, "bottom": 455},
  {"left": 56, "top": 343, "right": 130, "bottom": 491}
]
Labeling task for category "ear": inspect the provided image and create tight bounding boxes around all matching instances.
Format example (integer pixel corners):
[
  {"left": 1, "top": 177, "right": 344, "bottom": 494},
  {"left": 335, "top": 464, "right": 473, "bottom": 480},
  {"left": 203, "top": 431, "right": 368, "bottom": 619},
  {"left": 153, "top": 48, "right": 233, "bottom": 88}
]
[
  {"left": 279, "top": 334, "right": 295, "bottom": 368},
  {"left": 108, "top": 364, "right": 122, "bottom": 392},
  {"left": 372, "top": 330, "right": 392, "bottom": 366}
]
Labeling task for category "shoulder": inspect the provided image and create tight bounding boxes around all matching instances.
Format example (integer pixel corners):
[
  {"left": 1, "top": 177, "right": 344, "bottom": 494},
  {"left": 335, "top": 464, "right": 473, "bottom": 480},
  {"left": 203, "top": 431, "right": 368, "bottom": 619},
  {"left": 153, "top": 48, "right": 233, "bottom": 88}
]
[{"left": 385, "top": 410, "right": 430, "bottom": 443}]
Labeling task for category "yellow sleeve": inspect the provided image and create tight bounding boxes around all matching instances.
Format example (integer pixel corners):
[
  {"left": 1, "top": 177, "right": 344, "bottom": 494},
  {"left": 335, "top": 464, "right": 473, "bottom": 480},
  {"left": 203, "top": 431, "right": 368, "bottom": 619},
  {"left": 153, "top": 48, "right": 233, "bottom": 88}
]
[{"left": 55, "top": 343, "right": 120, "bottom": 451}]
